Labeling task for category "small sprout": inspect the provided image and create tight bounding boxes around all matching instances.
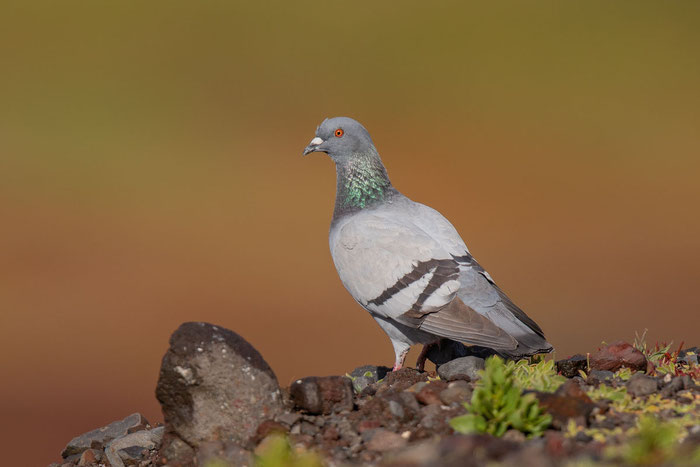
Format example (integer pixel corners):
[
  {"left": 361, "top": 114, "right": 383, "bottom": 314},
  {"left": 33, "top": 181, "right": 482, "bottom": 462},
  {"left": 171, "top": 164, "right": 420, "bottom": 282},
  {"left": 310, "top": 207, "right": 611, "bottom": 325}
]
[{"left": 615, "top": 367, "right": 633, "bottom": 381}]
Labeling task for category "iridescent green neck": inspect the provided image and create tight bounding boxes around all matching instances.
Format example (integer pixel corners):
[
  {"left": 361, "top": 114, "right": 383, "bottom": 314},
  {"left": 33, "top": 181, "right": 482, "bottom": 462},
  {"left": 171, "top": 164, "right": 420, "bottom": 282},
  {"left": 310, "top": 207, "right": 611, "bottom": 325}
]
[{"left": 333, "top": 149, "right": 392, "bottom": 218}]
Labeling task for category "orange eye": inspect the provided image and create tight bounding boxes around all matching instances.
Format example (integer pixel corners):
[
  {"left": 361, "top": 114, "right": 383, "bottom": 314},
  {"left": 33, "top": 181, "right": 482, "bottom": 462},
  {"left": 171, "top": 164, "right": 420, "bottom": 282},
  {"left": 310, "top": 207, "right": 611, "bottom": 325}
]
[{"left": 334, "top": 128, "right": 344, "bottom": 138}]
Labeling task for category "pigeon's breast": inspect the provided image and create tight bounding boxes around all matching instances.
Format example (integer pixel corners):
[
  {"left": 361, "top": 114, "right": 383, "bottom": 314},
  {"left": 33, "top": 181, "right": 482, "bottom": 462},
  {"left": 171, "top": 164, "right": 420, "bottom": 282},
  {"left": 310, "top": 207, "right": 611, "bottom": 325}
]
[{"left": 328, "top": 208, "right": 461, "bottom": 320}]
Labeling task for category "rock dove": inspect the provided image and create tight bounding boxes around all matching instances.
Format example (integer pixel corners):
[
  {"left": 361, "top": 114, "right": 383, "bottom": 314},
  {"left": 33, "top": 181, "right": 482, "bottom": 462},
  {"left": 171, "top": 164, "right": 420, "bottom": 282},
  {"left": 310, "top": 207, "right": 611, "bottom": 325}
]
[{"left": 303, "top": 117, "right": 553, "bottom": 371}]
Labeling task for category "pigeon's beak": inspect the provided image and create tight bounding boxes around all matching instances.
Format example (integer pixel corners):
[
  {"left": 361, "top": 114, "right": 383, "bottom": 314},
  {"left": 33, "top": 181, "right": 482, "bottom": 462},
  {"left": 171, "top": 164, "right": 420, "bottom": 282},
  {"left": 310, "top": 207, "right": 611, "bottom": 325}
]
[{"left": 303, "top": 137, "right": 325, "bottom": 156}]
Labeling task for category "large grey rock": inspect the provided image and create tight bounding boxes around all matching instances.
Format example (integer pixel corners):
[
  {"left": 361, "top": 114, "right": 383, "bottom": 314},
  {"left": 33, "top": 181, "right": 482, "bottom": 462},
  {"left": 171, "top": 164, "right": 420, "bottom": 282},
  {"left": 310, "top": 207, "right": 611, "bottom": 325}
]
[
  {"left": 61, "top": 413, "right": 149, "bottom": 458},
  {"left": 437, "top": 356, "right": 485, "bottom": 382},
  {"left": 156, "top": 322, "right": 283, "bottom": 453}
]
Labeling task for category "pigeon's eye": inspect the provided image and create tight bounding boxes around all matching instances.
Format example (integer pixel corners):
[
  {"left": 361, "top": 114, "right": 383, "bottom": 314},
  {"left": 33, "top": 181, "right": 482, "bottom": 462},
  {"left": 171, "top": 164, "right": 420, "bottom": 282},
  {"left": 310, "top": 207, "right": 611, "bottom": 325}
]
[{"left": 334, "top": 128, "right": 344, "bottom": 138}]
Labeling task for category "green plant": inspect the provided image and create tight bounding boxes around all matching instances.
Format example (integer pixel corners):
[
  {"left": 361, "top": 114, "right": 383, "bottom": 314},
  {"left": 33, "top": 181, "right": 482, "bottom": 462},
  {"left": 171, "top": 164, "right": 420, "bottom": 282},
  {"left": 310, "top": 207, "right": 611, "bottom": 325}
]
[
  {"left": 254, "top": 434, "right": 324, "bottom": 467},
  {"left": 617, "top": 415, "right": 682, "bottom": 465},
  {"left": 506, "top": 357, "right": 566, "bottom": 392},
  {"left": 449, "top": 356, "right": 551, "bottom": 438}
]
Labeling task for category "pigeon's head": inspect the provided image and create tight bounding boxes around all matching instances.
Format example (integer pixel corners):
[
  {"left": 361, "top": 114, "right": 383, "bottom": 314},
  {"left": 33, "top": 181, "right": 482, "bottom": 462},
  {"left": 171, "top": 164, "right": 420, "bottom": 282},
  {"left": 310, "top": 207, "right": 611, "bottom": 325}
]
[{"left": 303, "top": 117, "right": 375, "bottom": 160}]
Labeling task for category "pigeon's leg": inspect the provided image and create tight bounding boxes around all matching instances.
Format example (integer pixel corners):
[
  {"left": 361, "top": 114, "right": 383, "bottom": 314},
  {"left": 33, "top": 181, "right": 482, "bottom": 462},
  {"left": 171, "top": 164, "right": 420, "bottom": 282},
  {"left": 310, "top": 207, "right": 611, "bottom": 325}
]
[
  {"left": 415, "top": 344, "right": 433, "bottom": 372},
  {"left": 415, "top": 339, "right": 442, "bottom": 372},
  {"left": 392, "top": 341, "right": 411, "bottom": 372}
]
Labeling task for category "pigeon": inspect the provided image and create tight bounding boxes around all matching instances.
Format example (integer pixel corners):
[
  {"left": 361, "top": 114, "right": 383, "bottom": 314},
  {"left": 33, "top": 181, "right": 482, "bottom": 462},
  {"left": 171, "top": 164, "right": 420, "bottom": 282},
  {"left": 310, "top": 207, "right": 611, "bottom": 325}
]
[{"left": 303, "top": 117, "right": 553, "bottom": 371}]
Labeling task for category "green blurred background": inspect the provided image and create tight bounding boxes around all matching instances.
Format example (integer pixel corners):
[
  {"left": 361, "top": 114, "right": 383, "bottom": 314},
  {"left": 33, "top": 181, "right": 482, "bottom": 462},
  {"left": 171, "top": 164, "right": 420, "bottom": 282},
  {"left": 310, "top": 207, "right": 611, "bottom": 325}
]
[{"left": 1, "top": 1, "right": 699, "bottom": 465}]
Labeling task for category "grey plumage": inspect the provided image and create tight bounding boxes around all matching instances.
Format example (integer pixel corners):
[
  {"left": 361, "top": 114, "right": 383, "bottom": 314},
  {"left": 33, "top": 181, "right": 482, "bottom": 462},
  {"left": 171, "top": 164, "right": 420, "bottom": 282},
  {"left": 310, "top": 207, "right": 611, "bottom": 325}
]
[{"left": 304, "top": 117, "right": 553, "bottom": 370}]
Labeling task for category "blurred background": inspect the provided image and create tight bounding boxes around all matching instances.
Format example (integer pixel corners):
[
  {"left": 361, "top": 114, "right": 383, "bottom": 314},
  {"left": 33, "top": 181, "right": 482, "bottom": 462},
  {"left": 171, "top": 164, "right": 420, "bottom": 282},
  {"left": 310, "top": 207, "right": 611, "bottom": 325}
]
[{"left": 1, "top": 1, "right": 699, "bottom": 465}]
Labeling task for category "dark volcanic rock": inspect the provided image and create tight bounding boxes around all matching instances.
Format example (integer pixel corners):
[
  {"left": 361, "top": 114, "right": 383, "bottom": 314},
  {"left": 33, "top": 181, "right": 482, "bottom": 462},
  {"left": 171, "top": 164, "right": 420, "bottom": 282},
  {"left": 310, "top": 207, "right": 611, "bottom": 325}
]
[
  {"left": 61, "top": 413, "right": 149, "bottom": 458},
  {"left": 556, "top": 354, "right": 588, "bottom": 378},
  {"left": 437, "top": 356, "right": 485, "bottom": 382},
  {"left": 626, "top": 373, "right": 658, "bottom": 397},
  {"left": 155, "top": 322, "right": 283, "bottom": 456},
  {"left": 535, "top": 380, "right": 596, "bottom": 429},
  {"left": 589, "top": 341, "right": 646, "bottom": 372},
  {"left": 290, "top": 376, "right": 354, "bottom": 414}
]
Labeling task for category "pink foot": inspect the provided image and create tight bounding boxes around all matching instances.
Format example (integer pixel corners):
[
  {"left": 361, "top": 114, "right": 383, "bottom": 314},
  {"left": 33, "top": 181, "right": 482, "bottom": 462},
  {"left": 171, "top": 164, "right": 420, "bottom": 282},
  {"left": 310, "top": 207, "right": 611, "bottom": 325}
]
[{"left": 393, "top": 348, "right": 409, "bottom": 372}]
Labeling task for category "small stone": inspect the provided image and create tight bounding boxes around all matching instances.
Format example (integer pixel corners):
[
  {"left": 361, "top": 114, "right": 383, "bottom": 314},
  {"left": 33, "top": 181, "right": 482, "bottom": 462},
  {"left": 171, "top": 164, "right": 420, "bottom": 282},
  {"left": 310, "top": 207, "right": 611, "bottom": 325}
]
[
  {"left": 155, "top": 322, "right": 283, "bottom": 453},
  {"left": 104, "top": 427, "right": 164, "bottom": 467},
  {"left": 556, "top": 354, "right": 588, "bottom": 378},
  {"left": 439, "top": 380, "right": 472, "bottom": 405},
  {"left": 415, "top": 381, "right": 447, "bottom": 405},
  {"left": 418, "top": 405, "right": 449, "bottom": 432},
  {"left": 158, "top": 432, "right": 194, "bottom": 466},
  {"left": 535, "top": 380, "right": 596, "bottom": 429},
  {"left": 356, "top": 420, "right": 381, "bottom": 433},
  {"left": 406, "top": 381, "right": 428, "bottom": 393},
  {"left": 252, "top": 420, "right": 288, "bottom": 445},
  {"left": 61, "top": 413, "right": 148, "bottom": 458},
  {"left": 626, "top": 373, "right": 658, "bottom": 397},
  {"left": 350, "top": 364, "right": 391, "bottom": 382},
  {"left": 438, "top": 434, "right": 520, "bottom": 462},
  {"left": 587, "top": 369, "right": 614, "bottom": 385},
  {"left": 388, "top": 400, "right": 404, "bottom": 420},
  {"left": 350, "top": 365, "right": 391, "bottom": 393},
  {"left": 677, "top": 347, "right": 699, "bottom": 366},
  {"left": 502, "top": 429, "right": 526, "bottom": 443},
  {"left": 322, "top": 425, "right": 340, "bottom": 441},
  {"left": 384, "top": 392, "right": 420, "bottom": 422},
  {"left": 299, "top": 421, "right": 318, "bottom": 436},
  {"left": 276, "top": 412, "right": 301, "bottom": 428},
  {"left": 381, "top": 438, "right": 440, "bottom": 466},
  {"left": 660, "top": 376, "right": 684, "bottom": 397},
  {"left": 289, "top": 376, "right": 354, "bottom": 414},
  {"left": 574, "top": 431, "right": 594, "bottom": 443},
  {"left": 77, "top": 449, "right": 102, "bottom": 466},
  {"left": 350, "top": 376, "right": 373, "bottom": 394},
  {"left": 437, "top": 356, "right": 485, "bottom": 382},
  {"left": 365, "top": 429, "right": 407, "bottom": 452},
  {"left": 590, "top": 341, "right": 647, "bottom": 372},
  {"left": 681, "top": 375, "right": 698, "bottom": 390}
]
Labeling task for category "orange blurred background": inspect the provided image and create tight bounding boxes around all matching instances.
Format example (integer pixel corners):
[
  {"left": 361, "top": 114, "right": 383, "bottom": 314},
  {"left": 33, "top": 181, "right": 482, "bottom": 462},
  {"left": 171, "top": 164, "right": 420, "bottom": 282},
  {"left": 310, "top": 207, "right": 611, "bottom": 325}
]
[{"left": 1, "top": 2, "right": 699, "bottom": 465}]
